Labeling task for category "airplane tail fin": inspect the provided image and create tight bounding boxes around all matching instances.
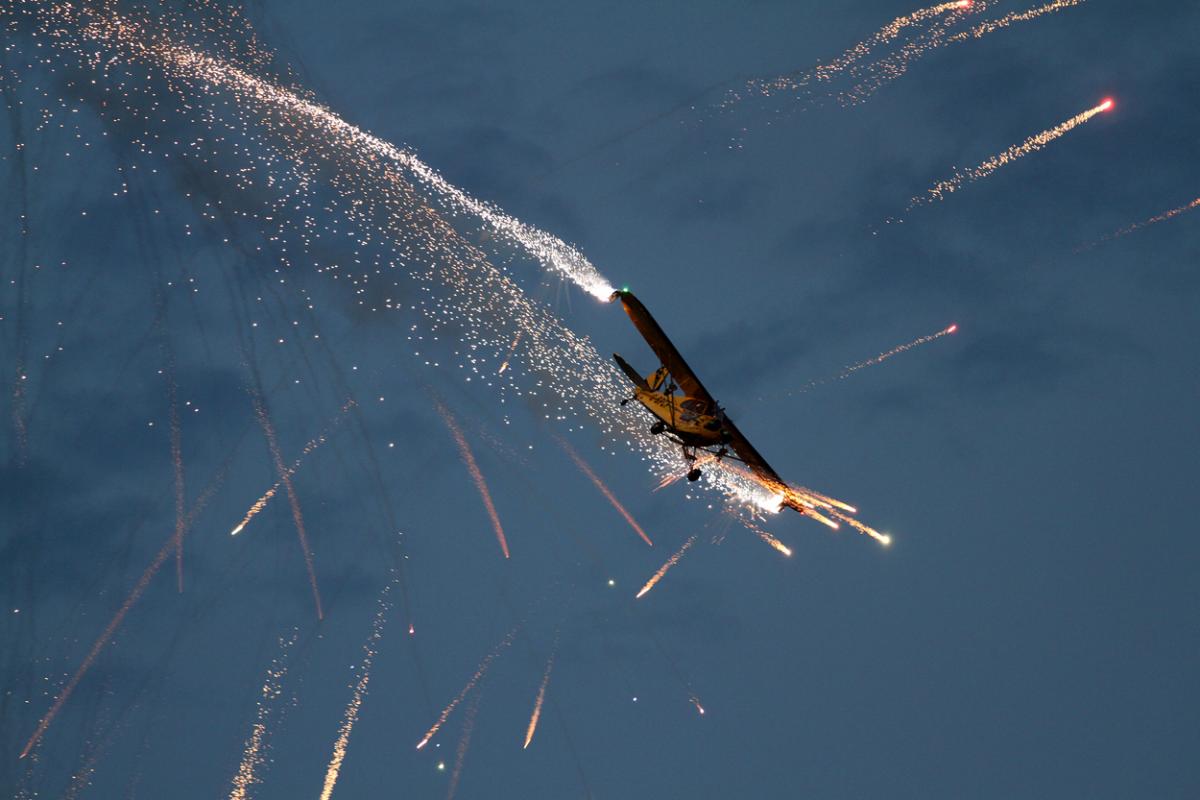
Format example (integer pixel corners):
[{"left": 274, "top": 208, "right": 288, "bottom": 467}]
[{"left": 613, "top": 354, "right": 649, "bottom": 390}]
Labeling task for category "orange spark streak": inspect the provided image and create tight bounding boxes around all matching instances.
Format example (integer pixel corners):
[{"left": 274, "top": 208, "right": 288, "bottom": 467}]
[
  {"left": 829, "top": 509, "right": 893, "bottom": 546},
  {"left": 785, "top": 324, "right": 958, "bottom": 396},
  {"left": 319, "top": 581, "right": 394, "bottom": 800},
  {"left": 636, "top": 535, "right": 698, "bottom": 598},
  {"left": 908, "top": 100, "right": 1110, "bottom": 211},
  {"left": 738, "top": 517, "right": 793, "bottom": 557},
  {"left": 1084, "top": 197, "right": 1200, "bottom": 249},
  {"left": 19, "top": 472, "right": 226, "bottom": 759},
  {"left": 497, "top": 331, "right": 523, "bottom": 375},
  {"left": 416, "top": 626, "right": 518, "bottom": 750},
  {"left": 556, "top": 435, "right": 653, "bottom": 547},
  {"left": 251, "top": 391, "right": 324, "bottom": 619},
  {"left": 231, "top": 399, "right": 356, "bottom": 536},
  {"left": 228, "top": 631, "right": 297, "bottom": 800},
  {"left": 434, "top": 400, "right": 510, "bottom": 559},
  {"left": 522, "top": 642, "right": 558, "bottom": 750}
]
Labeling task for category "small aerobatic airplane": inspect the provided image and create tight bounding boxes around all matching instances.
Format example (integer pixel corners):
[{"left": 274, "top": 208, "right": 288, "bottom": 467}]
[{"left": 611, "top": 289, "right": 808, "bottom": 515}]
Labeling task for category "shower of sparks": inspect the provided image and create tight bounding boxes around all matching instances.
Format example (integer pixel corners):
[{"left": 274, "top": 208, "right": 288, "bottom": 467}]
[
  {"left": 783, "top": 324, "right": 958, "bottom": 395},
  {"left": 522, "top": 636, "right": 559, "bottom": 750},
  {"left": 319, "top": 580, "right": 396, "bottom": 800},
  {"left": 11, "top": 0, "right": 884, "bottom": 551},
  {"left": 30, "top": 2, "right": 613, "bottom": 301},
  {"left": 19, "top": 468, "right": 228, "bottom": 759},
  {"left": 446, "top": 690, "right": 482, "bottom": 800},
  {"left": 250, "top": 390, "right": 324, "bottom": 619},
  {"left": 655, "top": 453, "right": 717, "bottom": 491},
  {"left": 228, "top": 630, "right": 298, "bottom": 800},
  {"left": 636, "top": 535, "right": 699, "bottom": 598},
  {"left": 906, "top": 100, "right": 1111, "bottom": 211},
  {"left": 434, "top": 399, "right": 511, "bottom": 560},
  {"left": 948, "top": 0, "right": 1087, "bottom": 41},
  {"left": 1082, "top": 197, "right": 1200, "bottom": 250},
  {"left": 736, "top": 1, "right": 971, "bottom": 100},
  {"left": 556, "top": 435, "right": 653, "bottom": 547},
  {"left": 416, "top": 626, "right": 519, "bottom": 750},
  {"left": 230, "top": 399, "right": 356, "bottom": 536}
]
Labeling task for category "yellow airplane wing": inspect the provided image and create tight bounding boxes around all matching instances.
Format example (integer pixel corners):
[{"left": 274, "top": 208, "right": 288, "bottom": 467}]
[{"left": 611, "top": 290, "right": 717, "bottom": 408}]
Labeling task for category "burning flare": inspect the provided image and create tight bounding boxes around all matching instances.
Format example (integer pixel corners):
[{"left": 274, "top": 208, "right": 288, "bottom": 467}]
[
  {"left": 636, "top": 535, "right": 699, "bottom": 598},
  {"left": 416, "top": 626, "right": 518, "bottom": 750},
  {"left": 556, "top": 435, "right": 653, "bottom": 547}
]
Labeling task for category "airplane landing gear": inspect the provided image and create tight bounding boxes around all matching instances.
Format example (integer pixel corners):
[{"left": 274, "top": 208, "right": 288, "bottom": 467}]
[
  {"left": 686, "top": 468, "right": 702, "bottom": 482},
  {"left": 650, "top": 421, "right": 667, "bottom": 435}
]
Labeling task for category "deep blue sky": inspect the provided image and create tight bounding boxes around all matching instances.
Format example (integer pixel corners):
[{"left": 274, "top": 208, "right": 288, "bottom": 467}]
[{"left": 3, "top": 1, "right": 1198, "bottom": 797}]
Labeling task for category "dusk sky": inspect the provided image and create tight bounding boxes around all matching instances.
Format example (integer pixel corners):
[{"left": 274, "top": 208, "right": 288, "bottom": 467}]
[{"left": 2, "top": 1, "right": 1198, "bottom": 797}]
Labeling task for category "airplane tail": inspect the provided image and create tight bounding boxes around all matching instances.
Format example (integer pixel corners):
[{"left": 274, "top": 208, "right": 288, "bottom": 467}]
[{"left": 613, "top": 353, "right": 649, "bottom": 390}]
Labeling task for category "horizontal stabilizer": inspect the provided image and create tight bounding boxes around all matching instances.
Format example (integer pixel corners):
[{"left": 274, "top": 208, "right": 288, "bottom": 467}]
[{"left": 613, "top": 353, "right": 649, "bottom": 390}]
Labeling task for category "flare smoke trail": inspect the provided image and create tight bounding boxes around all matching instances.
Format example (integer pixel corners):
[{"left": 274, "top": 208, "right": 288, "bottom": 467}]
[
  {"left": 231, "top": 398, "right": 356, "bottom": 536},
  {"left": 522, "top": 636, "right": 559, "bottom": 750},
  {"left": 18, "top": 466, "right": 229, "bottom": 759},
  {"left": 434, "top": 399, "right": 511, "bottom": 559},
  {"left": 636, "top": 535, "right": 699, "bottom": 598},
  {"left": 167, "top": 369, "right": 186, "bottom": 592},
  {"left": 907, "top": 100, "right": 1112, "bottom": 211},
  {"left": 782, "top": 324, "right": 957, "bottom": 396},
  {"left": 556, "top": 435, "right": 654, "bottom": 547},
  {"left": 1082, "top": 197, "right": 1200, "bottom": 249},
  {"left": 250, "top": 389, "right": 324, "bottom": 619},
  {"left": 228, "top": 630, "right": 298, "bottom": 800},
  {"left": 319, "top": 580, "right": 396, "bottom": 800},
  {"left": 416, "top": 626, "right": 519, "bottom": 750},
  {"left": 446, "top": 691, "right": 483, "bottom": 800}
]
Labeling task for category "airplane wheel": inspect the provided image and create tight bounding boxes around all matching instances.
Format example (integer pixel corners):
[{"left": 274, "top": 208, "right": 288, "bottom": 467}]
[
  {"left": 650, "top": 422, "right": 666, "bottom": 435},
  {"left": 686, "top": 468, "right": 702, "bottom": 482}
]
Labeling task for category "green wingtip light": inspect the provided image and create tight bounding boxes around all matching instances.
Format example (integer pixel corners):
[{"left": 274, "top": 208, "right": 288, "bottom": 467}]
[{"left": 621, "top": 285, "right": 630, "bottom": 293}]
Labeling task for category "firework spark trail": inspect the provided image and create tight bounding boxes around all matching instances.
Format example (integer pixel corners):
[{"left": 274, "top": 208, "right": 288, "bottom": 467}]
[
  {"left": 319, "top": 580, "right": 395, "bottom": 800},
  {"left": 231, "top": 398, "right": 356, "bottom": 536},
  {"left": 497, "top": 331, "right": 522, "bottom": 375},
  {"left": 446, "top": 690, "right": 482, "bottom": 800},
  {"left": 1082, "top": 197, "right": 1200, "bottom": 250},
  {"left": 739, "top": 0, "right": 971, "bottom": 99},
  {"left": 250, "top": 389, "right": 324, "bottom": 619},
  {"left": 636, "top": 535, "right": 699, "bottom": 599},
  {"left": 42, "top": 3, "right": 613, "bottom": 300},
  {"left": 556, "top": 435, "right": 653, "bottom": 547},
  {"left": 839, "top": 0, "right": 1088, "bottom": 105},
  {"left": 18, "top": 466, "right": 228, "bottom": 759},
  {"left": 522, "top": 634, "right": 559, "bottom": 750},
  {"left": 907, "top": 100, "right": 1111, "bottom": 211},
  {"left": 416, "top": 626, "right": 519, "bottom": 750},
  {"left": 782, "top": 324, "right": 958, "bottom": 396},
  {"left": 736, "top": 515, "right": 793, "bottom": 557},
  {"left": 433, "top": 399, "right": 510, "bottom": 559},
  {"left": 948, "top": 0, "right": 1087, "bottom": 41},
  {"left": 228, "top": 630, "right": 298, "bottom": 800}
]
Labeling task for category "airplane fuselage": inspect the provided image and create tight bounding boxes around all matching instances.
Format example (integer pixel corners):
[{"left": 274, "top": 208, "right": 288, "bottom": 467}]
[{"left": 631, "top": 387, "right": 729, "bottom": 447}]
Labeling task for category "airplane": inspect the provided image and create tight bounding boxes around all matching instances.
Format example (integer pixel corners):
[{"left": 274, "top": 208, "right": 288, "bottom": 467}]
[{"left": 611, "top": 289, "right": 808, "bottom": 515}]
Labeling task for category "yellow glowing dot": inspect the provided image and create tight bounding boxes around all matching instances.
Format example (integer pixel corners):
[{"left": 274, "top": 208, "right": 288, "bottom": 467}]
[
  {"left": 437, "top": 762, "right": 445, "bottom": 772},
  {"left": 607, "top": 579, "right": 615, "bottom": 587}
]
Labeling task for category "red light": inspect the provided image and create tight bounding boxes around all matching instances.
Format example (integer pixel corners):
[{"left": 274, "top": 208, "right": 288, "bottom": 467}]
[
  {"left": 1099, "top": 98, "right": 1114, "bottom": 111},
  {"left": 946, "top": 324, "right": 958, "bottom": 334}
]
